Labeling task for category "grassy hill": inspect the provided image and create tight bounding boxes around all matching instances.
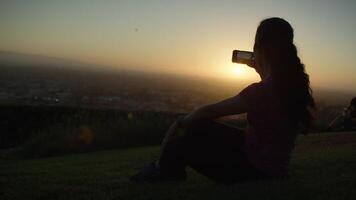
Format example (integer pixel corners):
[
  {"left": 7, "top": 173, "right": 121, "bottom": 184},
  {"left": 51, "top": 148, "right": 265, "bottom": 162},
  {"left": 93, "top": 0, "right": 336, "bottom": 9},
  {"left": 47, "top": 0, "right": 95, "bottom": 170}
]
[{"left": 1, "top": 132, "right": 355, "bottom": 200}]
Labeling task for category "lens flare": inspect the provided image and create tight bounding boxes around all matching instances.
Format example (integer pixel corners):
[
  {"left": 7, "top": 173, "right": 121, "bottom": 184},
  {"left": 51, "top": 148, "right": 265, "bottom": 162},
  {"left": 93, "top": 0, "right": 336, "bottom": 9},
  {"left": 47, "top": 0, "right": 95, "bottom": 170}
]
[{"left": 78, "top": 126, "right": 94, "bottom": 145}]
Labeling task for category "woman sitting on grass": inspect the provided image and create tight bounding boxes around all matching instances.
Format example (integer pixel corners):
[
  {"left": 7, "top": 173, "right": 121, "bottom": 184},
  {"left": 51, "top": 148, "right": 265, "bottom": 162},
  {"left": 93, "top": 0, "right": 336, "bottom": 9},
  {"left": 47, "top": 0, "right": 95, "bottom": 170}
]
[{"left": 131, "top": 17, "right": 315, "bottom": 184}]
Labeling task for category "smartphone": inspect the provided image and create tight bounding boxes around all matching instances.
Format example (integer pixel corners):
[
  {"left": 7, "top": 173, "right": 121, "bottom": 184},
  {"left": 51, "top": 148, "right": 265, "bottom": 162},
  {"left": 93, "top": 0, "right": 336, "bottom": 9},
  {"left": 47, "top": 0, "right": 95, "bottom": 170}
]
[{"left": 232, "top": 50, "right": 254, "bottom": 65}]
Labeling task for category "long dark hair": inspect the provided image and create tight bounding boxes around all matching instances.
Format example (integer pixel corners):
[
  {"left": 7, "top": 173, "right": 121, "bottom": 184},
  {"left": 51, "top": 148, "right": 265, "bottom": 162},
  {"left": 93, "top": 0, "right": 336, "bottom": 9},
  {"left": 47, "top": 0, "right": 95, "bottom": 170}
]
[{"left": 255, "top": 17, "right": 315, "bottom": 133}]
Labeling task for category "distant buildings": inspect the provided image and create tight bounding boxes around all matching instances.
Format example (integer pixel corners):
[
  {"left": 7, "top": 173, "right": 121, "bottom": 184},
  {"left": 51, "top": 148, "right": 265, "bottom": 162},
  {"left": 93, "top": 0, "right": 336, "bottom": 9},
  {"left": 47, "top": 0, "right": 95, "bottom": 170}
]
[{"left": 0, "top": 77, "right": 207, "bottom": 113}]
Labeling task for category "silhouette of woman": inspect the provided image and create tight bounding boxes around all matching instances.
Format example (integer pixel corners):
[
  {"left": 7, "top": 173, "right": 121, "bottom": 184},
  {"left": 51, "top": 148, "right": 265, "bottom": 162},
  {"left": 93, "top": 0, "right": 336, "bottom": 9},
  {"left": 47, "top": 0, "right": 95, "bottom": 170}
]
[
  {"left": 328, "top": 97, "right": 356, "bottom": 131},
  {"left": 131, "top": 17, "right": 315, "bottom": 184}
]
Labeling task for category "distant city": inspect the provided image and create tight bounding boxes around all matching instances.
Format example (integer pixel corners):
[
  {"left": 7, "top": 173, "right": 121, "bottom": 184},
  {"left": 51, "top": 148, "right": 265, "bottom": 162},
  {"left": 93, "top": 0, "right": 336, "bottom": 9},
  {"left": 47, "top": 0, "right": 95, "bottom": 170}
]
[
  {"left": 0, "top": 64, "right": 238, "bottom": 113},
  {"left": 0, "top": 51, "right": 354, "bottom": 115}
]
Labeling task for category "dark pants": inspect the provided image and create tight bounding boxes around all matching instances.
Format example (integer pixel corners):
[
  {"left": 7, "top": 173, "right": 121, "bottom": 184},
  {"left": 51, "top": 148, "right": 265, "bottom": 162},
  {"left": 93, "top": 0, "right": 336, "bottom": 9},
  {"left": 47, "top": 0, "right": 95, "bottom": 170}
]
[{"left": 159, "top": 119, "right": 270, "bottom": 184}]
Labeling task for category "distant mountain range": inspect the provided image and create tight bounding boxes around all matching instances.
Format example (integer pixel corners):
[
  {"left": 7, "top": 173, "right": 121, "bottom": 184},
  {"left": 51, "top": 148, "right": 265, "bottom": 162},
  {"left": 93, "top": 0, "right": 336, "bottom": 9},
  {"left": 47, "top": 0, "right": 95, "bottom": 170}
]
[{"left": 0, "top": 51, "right": 100, "bottom": 71}]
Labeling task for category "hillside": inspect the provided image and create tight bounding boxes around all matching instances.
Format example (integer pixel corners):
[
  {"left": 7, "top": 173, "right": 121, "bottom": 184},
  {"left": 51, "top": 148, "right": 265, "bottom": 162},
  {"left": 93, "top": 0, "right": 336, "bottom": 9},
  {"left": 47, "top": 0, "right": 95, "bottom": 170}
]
[{"left": 1, "top": 132, "right": 355, "bottom": 200}]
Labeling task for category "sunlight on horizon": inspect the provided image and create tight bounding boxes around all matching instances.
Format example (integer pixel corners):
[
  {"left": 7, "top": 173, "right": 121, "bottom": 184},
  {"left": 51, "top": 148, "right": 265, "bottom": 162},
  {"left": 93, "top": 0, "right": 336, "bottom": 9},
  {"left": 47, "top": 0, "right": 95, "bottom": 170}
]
[
  {"left": 231, "top": 64, "right": 250, "bottom": 77},
  {"left": 215, "top": 62, "right": 259, "bottom": 82}
]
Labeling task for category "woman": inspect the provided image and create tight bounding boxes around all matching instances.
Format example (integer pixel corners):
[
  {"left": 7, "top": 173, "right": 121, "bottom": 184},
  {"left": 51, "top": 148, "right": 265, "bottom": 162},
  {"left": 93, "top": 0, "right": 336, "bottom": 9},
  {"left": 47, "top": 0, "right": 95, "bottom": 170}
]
[
  {"left": 131, "top": 17, "right": 315, "bottom": 184},
  {"left": 328, "top": 97, "right": 356, "bottom": 131}
]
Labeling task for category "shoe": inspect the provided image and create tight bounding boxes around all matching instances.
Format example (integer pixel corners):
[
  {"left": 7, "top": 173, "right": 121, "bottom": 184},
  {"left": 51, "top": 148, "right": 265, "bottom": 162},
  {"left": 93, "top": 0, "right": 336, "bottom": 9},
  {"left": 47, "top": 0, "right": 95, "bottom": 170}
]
[{"left": 130, "top": 162, "right": 186, "bottom": 183}]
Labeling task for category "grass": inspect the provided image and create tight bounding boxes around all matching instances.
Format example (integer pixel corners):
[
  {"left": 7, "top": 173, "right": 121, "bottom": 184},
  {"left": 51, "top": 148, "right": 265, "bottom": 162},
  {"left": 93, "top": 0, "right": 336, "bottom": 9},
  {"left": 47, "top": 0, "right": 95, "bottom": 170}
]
[{"left": 1, "top": 132, "right": 355, "bottom": 200}]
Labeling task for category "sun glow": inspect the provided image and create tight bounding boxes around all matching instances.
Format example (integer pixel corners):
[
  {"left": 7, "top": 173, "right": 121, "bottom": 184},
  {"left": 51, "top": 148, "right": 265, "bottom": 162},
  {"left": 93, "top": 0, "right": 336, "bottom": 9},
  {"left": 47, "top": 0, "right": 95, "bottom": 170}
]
[
  {"left": 217, "top": 62, "right": 259, "bottom": 81},
  {"left": 232, "top": 64, "right": 246, "bottom": 76}
]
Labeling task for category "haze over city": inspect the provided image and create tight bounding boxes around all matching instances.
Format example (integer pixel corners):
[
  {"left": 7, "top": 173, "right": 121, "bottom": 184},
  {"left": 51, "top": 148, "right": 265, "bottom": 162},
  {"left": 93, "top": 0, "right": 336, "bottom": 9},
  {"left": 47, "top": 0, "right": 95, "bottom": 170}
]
[{"left": 1, "top": 0, "right": 356, "bottom": 92}]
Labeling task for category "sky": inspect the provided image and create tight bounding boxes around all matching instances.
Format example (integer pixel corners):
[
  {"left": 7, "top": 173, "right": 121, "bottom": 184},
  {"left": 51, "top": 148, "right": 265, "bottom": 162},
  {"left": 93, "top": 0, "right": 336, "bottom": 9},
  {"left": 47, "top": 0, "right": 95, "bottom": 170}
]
[{"left": 0, "top": 0, "right": 356, "bottom": 91}]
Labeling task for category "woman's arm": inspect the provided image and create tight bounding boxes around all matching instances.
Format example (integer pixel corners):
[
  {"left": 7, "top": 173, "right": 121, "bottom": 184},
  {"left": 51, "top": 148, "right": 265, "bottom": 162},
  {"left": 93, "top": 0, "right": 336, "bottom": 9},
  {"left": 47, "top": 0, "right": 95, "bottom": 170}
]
[
  {"left": 178, "top": 94, "right": 248, "bottom": 127},
  {"left": 327, "top": 115, "right": 344, "bottom": 131}
]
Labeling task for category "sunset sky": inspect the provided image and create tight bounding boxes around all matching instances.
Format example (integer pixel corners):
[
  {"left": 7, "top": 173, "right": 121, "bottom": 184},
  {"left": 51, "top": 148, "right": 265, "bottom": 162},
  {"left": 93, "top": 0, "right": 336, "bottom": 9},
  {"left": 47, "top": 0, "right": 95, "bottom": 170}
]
[{"left": 1, "top": 0, "right": 355, "bottom": 91}]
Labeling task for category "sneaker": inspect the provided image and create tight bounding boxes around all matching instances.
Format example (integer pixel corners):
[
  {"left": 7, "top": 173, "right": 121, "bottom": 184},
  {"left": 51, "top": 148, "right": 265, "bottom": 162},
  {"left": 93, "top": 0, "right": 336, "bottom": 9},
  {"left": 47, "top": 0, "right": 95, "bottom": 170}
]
[{"left": 130, "top": 162, "right": 186, "bottom": 183}]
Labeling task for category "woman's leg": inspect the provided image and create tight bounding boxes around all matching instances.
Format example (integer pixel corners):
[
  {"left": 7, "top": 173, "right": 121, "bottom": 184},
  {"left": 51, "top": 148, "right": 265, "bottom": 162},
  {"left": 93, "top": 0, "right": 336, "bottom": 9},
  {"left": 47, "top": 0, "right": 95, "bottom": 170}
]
[
  {"left": 158, "top": 119, "right": 258, "bottom": 183},
  {"left": 157, "top": 124, "right": 189, "bottom": 179}
]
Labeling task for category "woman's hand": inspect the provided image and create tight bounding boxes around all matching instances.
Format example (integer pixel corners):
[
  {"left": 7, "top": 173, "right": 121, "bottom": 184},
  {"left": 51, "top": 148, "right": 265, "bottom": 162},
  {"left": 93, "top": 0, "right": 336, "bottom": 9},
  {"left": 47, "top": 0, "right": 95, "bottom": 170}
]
[{"left": 246, "top": 59, "right": 256, "bottom": 69}]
